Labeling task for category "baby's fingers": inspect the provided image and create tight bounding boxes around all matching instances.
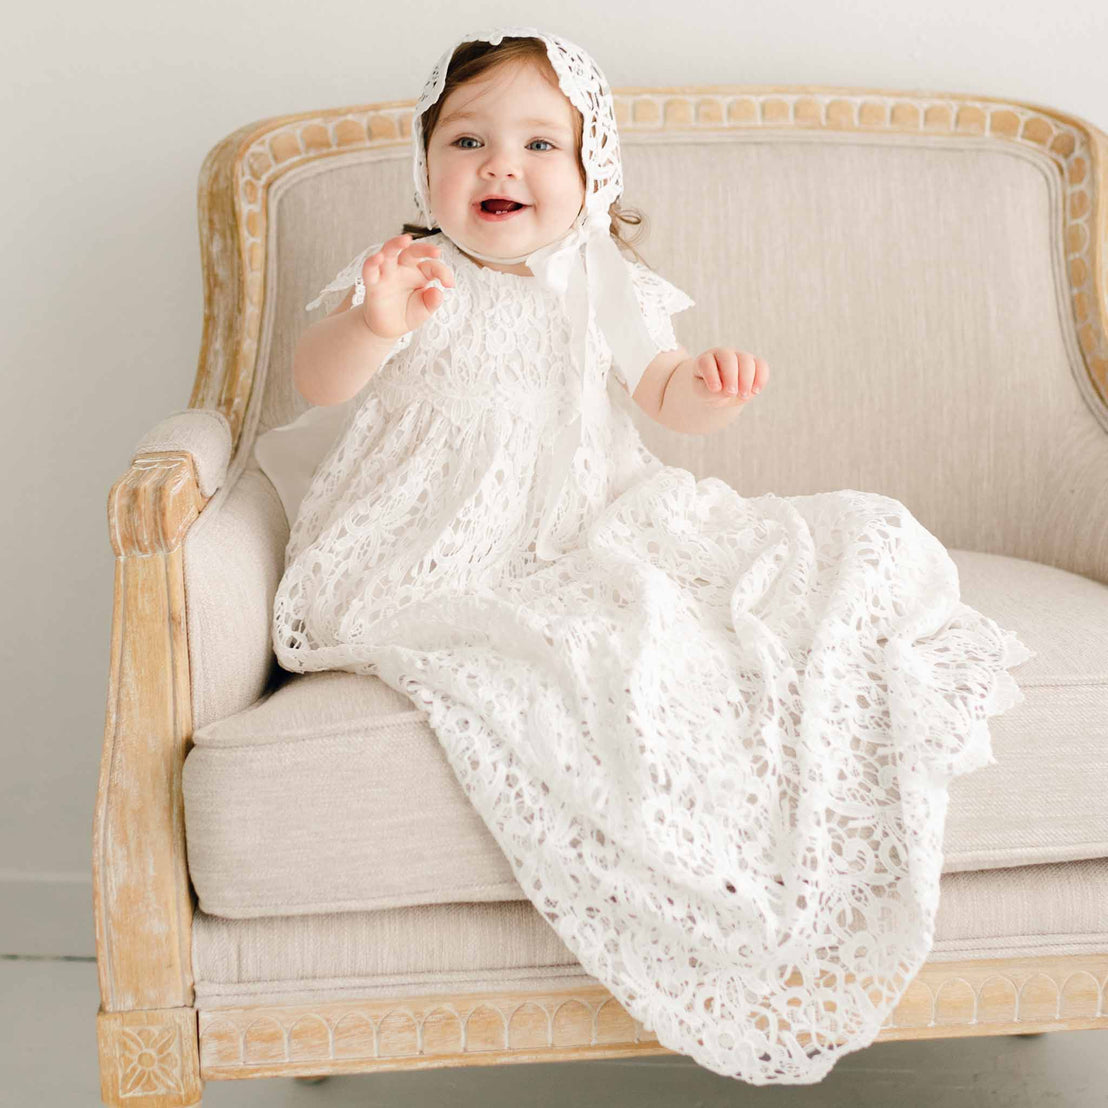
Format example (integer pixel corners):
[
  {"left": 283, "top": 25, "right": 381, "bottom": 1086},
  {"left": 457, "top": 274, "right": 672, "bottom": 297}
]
[
  {"left": 366, "top": 235, "right": 409, "bottom": 280},
  {"left": 700, "top": 349, "right": 739, "bottom": 395},
  {"left": 362, "top": 249, "right": 407, "bottom": 287},
  {"left": 385, "top": 233, "right": 414, "bottom": 252},
  {"left": 751, "top": 357, "right": 769, "bottom": 394},
  {"left": 734, "top": 352, "right": 757, "bottom": 397},
  {"left": 362, "top": 250, "right": 385, "bottom": 285},
  {"left": 420, "top": 284, "right": 444, "bottom": 311},
  {"left": 695, "top": 352, "right": 722, "bottom": 392},
  {"left": 415, "top": 258, "right": 455, "bottom": 288},
  {"left": 366, "top": 241, "right": 446, "bottom": 287}
]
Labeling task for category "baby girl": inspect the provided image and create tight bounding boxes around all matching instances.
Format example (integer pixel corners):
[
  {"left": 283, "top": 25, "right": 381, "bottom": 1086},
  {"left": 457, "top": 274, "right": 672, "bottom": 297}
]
[{"left": 254, "top": 27, "right": 1033, "bottom": 1087}]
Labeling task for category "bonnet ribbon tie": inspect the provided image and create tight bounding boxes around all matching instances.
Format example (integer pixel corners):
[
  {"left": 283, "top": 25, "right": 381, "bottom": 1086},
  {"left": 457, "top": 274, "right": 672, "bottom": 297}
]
[{"left": 518, "top": 209, "right": 659, "bottom": 562}]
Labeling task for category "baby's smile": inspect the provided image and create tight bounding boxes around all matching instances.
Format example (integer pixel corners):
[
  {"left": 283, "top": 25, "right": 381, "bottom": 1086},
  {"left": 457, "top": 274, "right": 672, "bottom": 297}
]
[{"left": 474, "top": 197, "right": 532, "bottom": 223}]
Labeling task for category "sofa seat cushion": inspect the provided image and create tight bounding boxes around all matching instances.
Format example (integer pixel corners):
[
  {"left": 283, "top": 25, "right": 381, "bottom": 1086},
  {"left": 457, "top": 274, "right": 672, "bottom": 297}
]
[
  {"left": 182, "top": 549, "right": 1108, "bottom": 920},
  {"left": 190, "top": 857, "right": 1108, "bottom": 1010}
]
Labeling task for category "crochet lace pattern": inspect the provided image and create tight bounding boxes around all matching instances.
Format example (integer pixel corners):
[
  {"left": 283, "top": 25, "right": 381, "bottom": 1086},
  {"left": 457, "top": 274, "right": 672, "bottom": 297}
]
[{"left": 269, "top": 232, "right": 1035, "bottom": 1083}]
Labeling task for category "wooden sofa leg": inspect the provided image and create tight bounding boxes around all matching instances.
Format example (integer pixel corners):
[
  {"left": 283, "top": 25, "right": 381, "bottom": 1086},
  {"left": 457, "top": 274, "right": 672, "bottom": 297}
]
[{"left": 97, "top": 1006, "right": 203, "bottom": 1106}]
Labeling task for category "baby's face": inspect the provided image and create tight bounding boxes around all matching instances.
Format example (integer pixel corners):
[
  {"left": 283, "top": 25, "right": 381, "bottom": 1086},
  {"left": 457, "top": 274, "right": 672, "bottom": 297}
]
[{"left": 426, "top": 60, "right": 586, "bottom": 275}]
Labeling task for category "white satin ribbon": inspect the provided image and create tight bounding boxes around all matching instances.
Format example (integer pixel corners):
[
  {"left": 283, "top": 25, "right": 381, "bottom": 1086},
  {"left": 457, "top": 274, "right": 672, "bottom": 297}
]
[{"left": 444, "top": 208, "right": 659, "bottom": 561}]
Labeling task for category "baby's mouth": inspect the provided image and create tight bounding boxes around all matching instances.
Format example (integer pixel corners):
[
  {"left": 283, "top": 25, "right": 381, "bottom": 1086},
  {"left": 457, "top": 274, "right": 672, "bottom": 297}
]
[
  {"left": 475, "top": 198, "right": 531, "bottom": 223},
  {"left": 479, "top": 199, "right": 527, "bottom": 213}
]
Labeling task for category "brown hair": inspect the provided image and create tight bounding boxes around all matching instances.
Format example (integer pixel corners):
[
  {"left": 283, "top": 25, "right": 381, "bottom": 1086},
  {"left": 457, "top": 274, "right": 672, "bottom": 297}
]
[{"left": 401, "top": 35, "right": 648, "bottom": 265}]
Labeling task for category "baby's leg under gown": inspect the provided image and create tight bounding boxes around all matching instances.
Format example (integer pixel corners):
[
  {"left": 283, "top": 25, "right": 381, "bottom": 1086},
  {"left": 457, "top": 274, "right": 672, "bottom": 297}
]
[{"left": 274, "top": 465, "right": 1035, "bottom": 1085}]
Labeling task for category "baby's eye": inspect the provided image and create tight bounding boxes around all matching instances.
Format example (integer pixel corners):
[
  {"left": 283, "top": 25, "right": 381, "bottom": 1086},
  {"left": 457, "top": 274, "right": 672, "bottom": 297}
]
[{"left": 451, "top": 137, "right": 556, "bottom": 152}]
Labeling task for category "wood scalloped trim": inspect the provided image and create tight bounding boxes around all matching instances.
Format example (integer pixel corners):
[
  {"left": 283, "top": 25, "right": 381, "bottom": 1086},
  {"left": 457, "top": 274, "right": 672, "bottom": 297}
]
[
  {"left": 196, "top": 953, "right": 1108, "bottom": 1079},
  {"left": 191, "top": 85, "right": 1108, "bottom": 448}
]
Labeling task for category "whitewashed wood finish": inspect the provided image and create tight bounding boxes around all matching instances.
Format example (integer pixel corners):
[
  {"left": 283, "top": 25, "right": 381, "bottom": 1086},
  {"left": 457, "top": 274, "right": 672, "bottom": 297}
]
[
  {"left": 95, "top": 451, "right": 208, "bottom": 1105},
  {"left": 95, "top": 87, "right": 1108, "bottom": 1104},
  {"left": 97, "top": 1007, "right": 203, "bottom": 1106},
  {"left": 195, "top": 957, "right": 1108, "bottom": 1081}
]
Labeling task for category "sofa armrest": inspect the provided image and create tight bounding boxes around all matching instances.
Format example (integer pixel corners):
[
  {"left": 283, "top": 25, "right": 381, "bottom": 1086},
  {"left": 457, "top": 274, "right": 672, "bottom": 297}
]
[
  {"left": 124, "top": 405, "right": 286, "bottom": 734},
  {"left": 96, "top": 408, "right": 288, "bottom": 1025},
  {"left": 132, "top": 408, "right": 232, "bottom": 498},
  {"left": 183, "top": 462, "right": 289, "bottom": 732}
]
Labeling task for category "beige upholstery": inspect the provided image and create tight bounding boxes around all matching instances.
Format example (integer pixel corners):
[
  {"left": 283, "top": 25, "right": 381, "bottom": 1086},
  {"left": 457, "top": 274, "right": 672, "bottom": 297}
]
[
  {"left": 182, "top": 548, "right": 1108, "bottom": 919},
  {"left": 156, "top": 107, "right": 1108, "bottom": 1025},
  {"left": 190, "top": 858, "right": 1108, "bottom": 1010}
]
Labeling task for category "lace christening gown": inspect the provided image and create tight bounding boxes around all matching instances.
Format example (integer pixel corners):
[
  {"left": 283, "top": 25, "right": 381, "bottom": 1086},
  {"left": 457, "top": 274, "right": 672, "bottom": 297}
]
[{"left": 253, "top": 231, "right": 1035, "bottom": 1084}]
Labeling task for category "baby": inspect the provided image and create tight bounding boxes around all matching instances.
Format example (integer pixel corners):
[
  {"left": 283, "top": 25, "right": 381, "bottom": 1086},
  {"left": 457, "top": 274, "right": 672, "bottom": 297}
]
[
  {"left": 257, "top": 28, "right": 1032, "bottom": 1086},
  {"left": 292, "top": 36, "right": 770, "bottom": 436}
]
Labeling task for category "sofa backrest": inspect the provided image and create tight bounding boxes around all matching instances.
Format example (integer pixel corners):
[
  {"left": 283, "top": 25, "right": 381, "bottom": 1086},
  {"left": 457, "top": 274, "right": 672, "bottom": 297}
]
[
  {"left": 205, "top": 90, "right": 1107, "bottom": 582},
  {"left": 182, "top": 88, "right": 1108, "bottom": 729}
]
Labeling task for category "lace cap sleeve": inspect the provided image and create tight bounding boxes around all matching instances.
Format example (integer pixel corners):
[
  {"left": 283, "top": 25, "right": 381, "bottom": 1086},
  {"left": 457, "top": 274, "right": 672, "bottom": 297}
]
[
  {"left": 613, "top": 261, "right": 696, "bottom": 394},
  {"left": 304, "top": 243, "right": 380, "bottom": 313},
  {"left": 303, "top": 241, "right": 415, "bottom": 357}
]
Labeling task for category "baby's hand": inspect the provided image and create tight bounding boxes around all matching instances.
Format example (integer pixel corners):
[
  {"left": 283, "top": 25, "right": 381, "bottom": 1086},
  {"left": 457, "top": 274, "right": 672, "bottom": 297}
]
[
  {"left": 359, "top": 234, "right": 455, "bottom": 342},
  {"left": 691, "top": 347, "right": 769, "bottom": 404}
]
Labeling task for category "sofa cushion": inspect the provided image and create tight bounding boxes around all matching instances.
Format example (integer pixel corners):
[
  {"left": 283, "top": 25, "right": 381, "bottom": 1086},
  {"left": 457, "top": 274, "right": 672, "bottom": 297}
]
[
  {"left": 190, "top": 857, "right": 1108, "bottom": 1010},
  {"left": 181, "top": 549, "right": 1108, "bottom": 920}
]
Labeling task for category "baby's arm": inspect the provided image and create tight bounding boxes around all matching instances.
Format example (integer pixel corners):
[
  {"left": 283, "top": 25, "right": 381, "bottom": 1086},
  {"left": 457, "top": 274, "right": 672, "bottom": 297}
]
[
  {"left": 626, "top": 345, "right": 689, "bottom": 422},
  {"left": 629, "top": 345, "right": 769, "bottom": 436},
  {"left": 294, "top": 235, "right": 451, "bottom": 406},
  {"left": 293, "top": 295, "right": 400, "bottom": 406},
  {"left": 616, "top": 260, "right": 768, "bottom": 434}
]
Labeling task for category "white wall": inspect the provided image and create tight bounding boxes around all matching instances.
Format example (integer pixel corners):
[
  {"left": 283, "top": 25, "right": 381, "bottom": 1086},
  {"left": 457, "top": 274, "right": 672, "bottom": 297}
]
[{"left": 2, "top": 0, "right": 1105, "bottom": 956}]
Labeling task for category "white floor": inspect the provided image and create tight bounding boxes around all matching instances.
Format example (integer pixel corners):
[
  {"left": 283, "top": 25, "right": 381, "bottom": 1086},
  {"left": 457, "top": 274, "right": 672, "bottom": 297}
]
[{"left": 7, "top": 953, "right": 1108, "bottom": 1107}]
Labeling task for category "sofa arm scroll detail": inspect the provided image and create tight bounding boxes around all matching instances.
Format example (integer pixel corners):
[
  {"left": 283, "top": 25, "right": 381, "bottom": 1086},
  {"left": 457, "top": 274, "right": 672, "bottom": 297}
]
[{"left": 132, "top": 407, "right": 232, "bottom": 500}]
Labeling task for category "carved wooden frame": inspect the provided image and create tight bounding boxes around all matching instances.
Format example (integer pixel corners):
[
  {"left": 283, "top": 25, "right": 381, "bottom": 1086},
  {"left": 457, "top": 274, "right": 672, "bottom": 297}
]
[{"left": 95, "top": 86, "right": 1108, "bottom": 1106}]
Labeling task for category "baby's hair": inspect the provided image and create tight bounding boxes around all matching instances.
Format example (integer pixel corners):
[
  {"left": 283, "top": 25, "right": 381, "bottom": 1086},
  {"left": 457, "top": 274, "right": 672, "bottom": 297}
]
[{"left": 401, "top": 35, "right": 650, "bottom": 266}]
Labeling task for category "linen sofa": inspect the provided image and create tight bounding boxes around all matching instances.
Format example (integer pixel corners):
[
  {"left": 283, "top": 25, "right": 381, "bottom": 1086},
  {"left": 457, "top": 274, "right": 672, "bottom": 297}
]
[{"left": 93, "top": 84, "right": 1108, "bottom": 1105}]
